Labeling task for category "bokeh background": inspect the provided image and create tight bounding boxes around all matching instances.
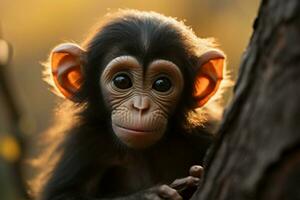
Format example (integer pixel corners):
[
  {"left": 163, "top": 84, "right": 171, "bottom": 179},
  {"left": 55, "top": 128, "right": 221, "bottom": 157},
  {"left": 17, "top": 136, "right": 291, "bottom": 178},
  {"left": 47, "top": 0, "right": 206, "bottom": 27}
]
[{"left": 0, "top": 0, "right": 259, "bottom": 199}]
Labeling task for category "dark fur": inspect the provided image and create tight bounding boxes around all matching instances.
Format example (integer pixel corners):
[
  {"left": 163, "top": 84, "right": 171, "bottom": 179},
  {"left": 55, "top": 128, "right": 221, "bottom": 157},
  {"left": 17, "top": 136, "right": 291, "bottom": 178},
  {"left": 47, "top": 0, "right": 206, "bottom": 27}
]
[{"left": 32, "top": 10, "right": 220, "bottom": 200}]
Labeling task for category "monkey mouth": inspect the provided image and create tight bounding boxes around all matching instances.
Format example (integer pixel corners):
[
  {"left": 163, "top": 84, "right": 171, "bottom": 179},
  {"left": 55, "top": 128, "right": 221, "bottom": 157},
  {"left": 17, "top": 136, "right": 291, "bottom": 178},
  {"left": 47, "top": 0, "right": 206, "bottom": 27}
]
[
  {"left": 112, "top": 123, "right": 164, "bottom": 149},
  {"left": 113, "top": 124, "right": 156, "bottom": 135}
]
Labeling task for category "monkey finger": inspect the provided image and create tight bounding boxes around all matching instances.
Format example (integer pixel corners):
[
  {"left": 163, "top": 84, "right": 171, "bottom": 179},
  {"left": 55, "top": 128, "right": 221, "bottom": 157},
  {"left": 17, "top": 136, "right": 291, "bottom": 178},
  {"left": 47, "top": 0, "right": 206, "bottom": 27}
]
[
  {"left": 170, "top": 176, "right": 200, "bottom": 191},
  {"left": 158, "top": 184, "right": 183, "bottom": 200},
  {"left": 189, "top": 165, "right": 204, "bottom": 178}
]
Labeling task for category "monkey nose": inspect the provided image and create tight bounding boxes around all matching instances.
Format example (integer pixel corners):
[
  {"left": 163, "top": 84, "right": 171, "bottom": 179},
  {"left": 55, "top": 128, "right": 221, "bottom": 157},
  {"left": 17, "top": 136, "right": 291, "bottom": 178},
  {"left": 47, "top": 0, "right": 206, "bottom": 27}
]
[{"left": 132, "top": 96, "right": 151, "bottom": 112}]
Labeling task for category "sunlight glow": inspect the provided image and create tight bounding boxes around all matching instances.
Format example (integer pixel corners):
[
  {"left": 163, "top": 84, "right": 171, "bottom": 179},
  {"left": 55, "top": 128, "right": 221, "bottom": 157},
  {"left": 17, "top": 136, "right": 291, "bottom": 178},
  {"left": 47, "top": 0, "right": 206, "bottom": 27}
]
[{"left": 0, "top": 39, "right": 11, "bottom": 66}]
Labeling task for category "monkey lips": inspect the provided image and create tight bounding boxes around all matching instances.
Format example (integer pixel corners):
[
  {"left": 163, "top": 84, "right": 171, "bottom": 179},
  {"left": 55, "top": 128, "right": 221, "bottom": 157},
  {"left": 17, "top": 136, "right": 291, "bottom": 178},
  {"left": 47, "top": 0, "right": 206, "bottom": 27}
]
[{"left": 112, "top": 122, "right": 166, "bottom": 149}]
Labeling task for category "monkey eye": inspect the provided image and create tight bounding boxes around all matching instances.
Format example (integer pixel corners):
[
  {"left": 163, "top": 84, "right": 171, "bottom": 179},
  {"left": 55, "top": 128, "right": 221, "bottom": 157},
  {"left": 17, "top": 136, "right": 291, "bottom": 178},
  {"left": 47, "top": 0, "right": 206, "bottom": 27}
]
[
  {"left": 112, "top": 73, "right": 132, "bottom": 90},
  {"left": 152, "top": 77, "right": 172, "bottom": 93}
]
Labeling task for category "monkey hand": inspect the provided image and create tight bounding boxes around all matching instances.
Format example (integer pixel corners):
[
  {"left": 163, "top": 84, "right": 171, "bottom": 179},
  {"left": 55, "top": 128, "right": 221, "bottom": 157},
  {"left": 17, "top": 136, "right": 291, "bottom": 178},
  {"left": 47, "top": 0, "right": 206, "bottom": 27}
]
[
  {"left": 169, "top": 165, "right": 203, "bottom": 200},
  {"left": 133, "top": 185, "right": 183, "bottom": 200}
]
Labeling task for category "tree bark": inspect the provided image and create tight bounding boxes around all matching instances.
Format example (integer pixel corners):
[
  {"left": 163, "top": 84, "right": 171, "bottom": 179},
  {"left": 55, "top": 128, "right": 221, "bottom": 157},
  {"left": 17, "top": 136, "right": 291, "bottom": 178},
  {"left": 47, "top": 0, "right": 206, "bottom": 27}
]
[{"left": 192, "top": 0, "right": 300, "bottom": 199}]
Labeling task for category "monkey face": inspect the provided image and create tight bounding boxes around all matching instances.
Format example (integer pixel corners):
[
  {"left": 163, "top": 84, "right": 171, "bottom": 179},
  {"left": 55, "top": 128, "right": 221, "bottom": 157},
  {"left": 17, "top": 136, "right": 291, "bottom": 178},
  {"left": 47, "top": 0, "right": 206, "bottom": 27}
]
[{"left": 100, "top": 56, "right": 184, "bottom": 149}]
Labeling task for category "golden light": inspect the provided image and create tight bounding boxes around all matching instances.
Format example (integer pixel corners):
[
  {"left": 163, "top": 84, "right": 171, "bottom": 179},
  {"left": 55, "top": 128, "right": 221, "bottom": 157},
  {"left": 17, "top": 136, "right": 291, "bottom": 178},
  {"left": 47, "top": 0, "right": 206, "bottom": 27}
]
[
  {"left": 0, "top": 39, "right": 11, "bottom": 66},
  {"left": 0, "top": 135, "right": 21, "bottom": 163}
]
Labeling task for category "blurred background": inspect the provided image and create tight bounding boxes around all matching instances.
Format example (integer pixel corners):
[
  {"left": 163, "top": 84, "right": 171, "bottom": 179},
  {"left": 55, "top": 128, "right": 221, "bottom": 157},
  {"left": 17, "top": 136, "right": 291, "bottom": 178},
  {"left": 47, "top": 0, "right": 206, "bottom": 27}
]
[{"left": 0, "top": 0, "right": 259, "bottom": 199}]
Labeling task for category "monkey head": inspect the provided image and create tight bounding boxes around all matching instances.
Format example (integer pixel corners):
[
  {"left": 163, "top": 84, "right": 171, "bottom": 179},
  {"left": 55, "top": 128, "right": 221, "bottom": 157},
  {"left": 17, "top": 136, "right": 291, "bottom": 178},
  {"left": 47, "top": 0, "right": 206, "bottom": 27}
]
[{"left": 47, "top": 11, "right": 225, "bottom": 149}]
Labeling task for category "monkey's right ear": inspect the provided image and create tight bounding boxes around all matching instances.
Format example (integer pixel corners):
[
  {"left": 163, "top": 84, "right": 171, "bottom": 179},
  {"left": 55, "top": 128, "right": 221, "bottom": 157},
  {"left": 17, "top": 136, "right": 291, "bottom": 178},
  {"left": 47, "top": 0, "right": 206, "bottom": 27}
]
[{"left": 50, "top": 43, "right": 86, "bottom": 101}]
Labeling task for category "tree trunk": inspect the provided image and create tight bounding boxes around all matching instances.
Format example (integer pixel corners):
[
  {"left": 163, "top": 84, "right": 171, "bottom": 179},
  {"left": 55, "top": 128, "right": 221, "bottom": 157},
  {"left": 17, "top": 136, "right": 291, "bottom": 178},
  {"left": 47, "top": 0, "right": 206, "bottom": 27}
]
[{"left": 192, "top": 0, "right": 300, "bottom": 199}]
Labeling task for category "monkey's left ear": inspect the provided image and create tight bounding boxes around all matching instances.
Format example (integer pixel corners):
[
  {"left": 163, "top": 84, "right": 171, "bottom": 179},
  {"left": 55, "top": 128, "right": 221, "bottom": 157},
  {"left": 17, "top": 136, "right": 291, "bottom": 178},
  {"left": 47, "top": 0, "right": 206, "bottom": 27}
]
[
  {"left": 50, "top": 43, "right": 86, "bottom": 101},
  {"left": 193, "top": 51, "right": 225, "bottom": 107}
]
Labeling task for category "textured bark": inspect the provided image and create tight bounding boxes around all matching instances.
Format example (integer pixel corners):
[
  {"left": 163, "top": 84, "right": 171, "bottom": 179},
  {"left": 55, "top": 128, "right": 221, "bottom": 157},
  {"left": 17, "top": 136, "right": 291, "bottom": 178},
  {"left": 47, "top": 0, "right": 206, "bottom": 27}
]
[{"left": 192, "top": 0, "right": 300, "bottom": 199}]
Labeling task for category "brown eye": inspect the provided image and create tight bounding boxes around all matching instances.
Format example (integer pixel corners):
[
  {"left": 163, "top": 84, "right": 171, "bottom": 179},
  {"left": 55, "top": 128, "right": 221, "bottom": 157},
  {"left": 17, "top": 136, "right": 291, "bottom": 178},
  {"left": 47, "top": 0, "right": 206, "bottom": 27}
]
[
  {"left": 153, "top": 77, "right": 172, "bottom": 92},
  {"left": 113, "top": 73, "right": 132, "bottom": 89}
]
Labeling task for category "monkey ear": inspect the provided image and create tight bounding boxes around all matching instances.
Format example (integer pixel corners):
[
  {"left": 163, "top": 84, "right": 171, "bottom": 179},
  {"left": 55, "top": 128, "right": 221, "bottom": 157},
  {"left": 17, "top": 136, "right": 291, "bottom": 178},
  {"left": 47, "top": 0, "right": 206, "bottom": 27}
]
[
  {"left": 50, "top": 43, "right": 85, "bottom": 101},
  {"left": 193, "top": 51, "right": 225, "bottom": 107}
]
